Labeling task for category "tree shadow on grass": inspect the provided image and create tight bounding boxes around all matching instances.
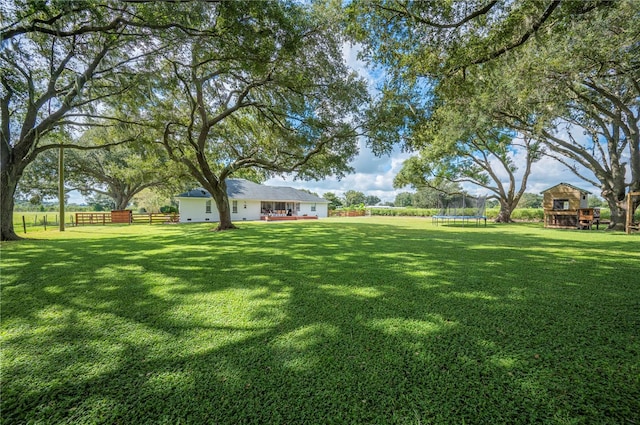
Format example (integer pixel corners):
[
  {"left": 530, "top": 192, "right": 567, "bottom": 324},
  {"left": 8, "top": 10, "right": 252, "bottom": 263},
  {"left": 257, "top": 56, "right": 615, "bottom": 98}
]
[{"left": 1, "top": 221, "right": 638, "bottom": 424}]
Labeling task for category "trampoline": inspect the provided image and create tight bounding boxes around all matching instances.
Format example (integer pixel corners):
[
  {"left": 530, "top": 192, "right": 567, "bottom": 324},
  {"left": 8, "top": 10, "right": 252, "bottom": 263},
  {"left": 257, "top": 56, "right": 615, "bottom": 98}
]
[{"left": 431, "top": 193, "right": 487, "bottom": 227}]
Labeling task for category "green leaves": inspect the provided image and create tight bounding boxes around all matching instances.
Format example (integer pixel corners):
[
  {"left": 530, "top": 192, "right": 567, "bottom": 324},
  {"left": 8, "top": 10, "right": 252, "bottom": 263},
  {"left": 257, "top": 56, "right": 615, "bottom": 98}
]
[{"left": 348, "top": 0, "right": 638, "bottom": 225}]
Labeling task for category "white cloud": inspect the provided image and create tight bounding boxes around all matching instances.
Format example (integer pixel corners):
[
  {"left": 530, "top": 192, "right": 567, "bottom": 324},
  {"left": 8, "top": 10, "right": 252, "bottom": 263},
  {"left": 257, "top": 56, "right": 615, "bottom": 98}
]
[
  {"left": 67, "top": 190, "right": 85, "bottom": 204},
  {"left": 265, "top": 141, "right": 412, "bottom": 203},
  {"left": 267, "top": 133, "right": 604, "bottom": 203},
  {"left": 464, "top": 132, "right": 602, "bottom": 198}
]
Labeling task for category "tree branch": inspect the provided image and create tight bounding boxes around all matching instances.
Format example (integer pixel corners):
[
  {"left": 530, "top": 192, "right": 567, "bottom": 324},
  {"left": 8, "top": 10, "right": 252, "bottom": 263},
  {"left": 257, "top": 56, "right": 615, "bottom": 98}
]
[
  {"left": 375, "top": 1, "right": 498, "bottom": 30},
  {"left": 29, "top": 136, "right": 137, "bottom": 159},
  {"left": 455, "top": 1, "right": 561, "bottom": 73}
]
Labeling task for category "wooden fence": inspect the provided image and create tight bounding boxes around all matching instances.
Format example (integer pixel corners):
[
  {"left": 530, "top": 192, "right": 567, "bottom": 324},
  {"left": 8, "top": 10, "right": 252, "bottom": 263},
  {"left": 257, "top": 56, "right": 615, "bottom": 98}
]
[
  {"left": 75, "top": 212, "right": 113, "bottom": 225},
  {"left": 329, "top": 209, "right": 366, "bottom": 217},
  {"left": 132, "top": 213, "right": 179, "bottom": 224},
  {"left": 75, "top": 211, "right": 179, "bottom": 225}
]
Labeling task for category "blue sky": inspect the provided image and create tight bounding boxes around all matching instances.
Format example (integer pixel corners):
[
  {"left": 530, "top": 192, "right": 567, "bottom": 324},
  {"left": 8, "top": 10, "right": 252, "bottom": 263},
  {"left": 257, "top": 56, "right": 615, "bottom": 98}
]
[{"left": 264, "top": 43, "right": 603, "bottom": 203}]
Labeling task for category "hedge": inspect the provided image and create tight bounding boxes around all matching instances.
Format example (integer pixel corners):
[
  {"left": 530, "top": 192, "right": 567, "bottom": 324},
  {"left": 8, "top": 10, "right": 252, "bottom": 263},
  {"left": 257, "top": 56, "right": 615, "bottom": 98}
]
[{"left": 367, "top": 207, "right": 612, "bottom": 221}]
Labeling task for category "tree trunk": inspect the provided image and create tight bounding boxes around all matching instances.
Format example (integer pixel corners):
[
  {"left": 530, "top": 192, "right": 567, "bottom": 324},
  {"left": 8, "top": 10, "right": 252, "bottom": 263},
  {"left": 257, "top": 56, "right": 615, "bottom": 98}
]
[
  {"left": 208, "top": 180, "right": 237, "bottom": 231},
  {"left": 602, "top": 187, "right": 627, "bottom": 231},
  {"left": 113, "top": 193, "right": 130, "bottom": 211},
  {"left": 604, "top": 197, "right": 626, "bottom": 231},
  {"left": 494, "top": 201, "right": 515, "bottom": 223},
  {"left": 1, "top": 170, "right": 21, "bottom": 241}
]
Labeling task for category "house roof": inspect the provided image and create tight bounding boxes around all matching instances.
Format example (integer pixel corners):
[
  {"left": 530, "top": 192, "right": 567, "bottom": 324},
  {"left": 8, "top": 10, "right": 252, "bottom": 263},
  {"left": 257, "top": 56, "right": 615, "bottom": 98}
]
[
  {"left": 178, "top": 188, "right": 211, "bottom": 198},
  {"left": 540, "top": 182, "right": 592, "bottom": 194},
  {"left": 176, "top": 179, "right": 329, "bottom": 203}
]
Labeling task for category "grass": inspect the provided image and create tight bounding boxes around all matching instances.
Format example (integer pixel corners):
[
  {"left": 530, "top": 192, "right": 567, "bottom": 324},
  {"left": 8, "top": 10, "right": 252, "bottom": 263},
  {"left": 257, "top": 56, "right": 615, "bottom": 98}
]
[
  {"left": 1, "top": 217, "right": 639, "bottom": 424},
  {"left": 12, "top": 211, "right": 70, "bottom": 230}
]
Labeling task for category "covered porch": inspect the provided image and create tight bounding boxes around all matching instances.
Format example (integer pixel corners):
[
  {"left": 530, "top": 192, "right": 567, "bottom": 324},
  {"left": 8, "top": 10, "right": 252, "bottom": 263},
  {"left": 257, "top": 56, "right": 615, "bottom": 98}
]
[{"left": 259, "top": 201, "right": 318, "bottom": 221}]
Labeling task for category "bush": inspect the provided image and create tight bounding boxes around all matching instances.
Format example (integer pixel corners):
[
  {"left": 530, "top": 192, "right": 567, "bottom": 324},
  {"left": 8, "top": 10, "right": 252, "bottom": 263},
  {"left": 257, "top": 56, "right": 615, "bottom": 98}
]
[
  {"left": 511, "top": 208, "right": 544, "bottom": 221},
  {"left": 598, "top": 208, "right": 611, "bottom": 220},
  {"left": 160, "top": 205, "right": 178, "bottom": 214},
  {"left": 485, "top": 208, "right": 499, "bottom": 220},
  {"left": 350, "top": 206, "right": 623, "bottom": 223},
  {"left": 370, "top": 207, "right": 546, "bottom": 221},
  {"left": 369, "top": 208, "right": 438, "bottom": 217}
]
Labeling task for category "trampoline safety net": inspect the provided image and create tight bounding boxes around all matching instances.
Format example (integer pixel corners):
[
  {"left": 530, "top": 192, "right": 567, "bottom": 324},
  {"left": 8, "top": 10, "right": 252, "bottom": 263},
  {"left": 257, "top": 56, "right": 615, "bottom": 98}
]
[{"left": 432, "top": 193, "right": 487, "bottom": 226}]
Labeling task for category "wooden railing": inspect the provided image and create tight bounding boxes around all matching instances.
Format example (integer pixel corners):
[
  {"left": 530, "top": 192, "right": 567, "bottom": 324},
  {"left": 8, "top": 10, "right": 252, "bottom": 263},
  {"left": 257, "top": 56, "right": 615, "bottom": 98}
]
[
  {"left": 75, "top": 212, "right": 112, "bottom": 225},
  {"left": 132, "top": 213, "right": 179, "bottom": 224},
  {"left": 75, "top": 211, "right": 179, "bottom": 225}
]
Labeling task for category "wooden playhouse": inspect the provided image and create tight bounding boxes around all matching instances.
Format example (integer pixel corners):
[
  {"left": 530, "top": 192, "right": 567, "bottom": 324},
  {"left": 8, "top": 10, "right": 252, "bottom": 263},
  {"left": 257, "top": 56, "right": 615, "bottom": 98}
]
[{"left": 542, "top": 183, "right": 595, "bottom": 229}]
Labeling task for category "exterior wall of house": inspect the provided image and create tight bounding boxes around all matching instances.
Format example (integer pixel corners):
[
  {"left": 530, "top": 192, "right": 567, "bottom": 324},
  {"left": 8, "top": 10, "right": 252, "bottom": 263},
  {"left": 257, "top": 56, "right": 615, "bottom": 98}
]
[
  {"left": 178, "top": 198, "right": 220, "bottom": 223},
  {"left": 579, "top": 194, "right": 588, "bottom": 209},
  {"left": 297, "top": 202, "right": 327, "bottom": 218},
  {"left": 542, "top": 184, "right": 589, "bottom": 228},
  {"left": 179, "top": 199, "right": 262, "bottom": 223},
  {"left": 543, "top": 186, "right": 588, "bottom": 211},
  {"left": 232, "top": 200, "right": 261, "bottom": 222},
  {"left": 179, "top": 198, "right": 328, "bottom": 222},
  {"left": 318, "top": 203, "right": 328, "bottom": 218}
]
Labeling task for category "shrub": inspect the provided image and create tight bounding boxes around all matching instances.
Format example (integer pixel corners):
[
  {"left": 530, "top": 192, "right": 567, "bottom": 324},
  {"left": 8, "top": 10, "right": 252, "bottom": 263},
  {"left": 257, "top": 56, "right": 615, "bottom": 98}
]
[
  {"left": 160, "top": 205, "right": 178, "bottom": 214},
  {"left": 511, "top": 208, "right": 544, "bottom": 221}
]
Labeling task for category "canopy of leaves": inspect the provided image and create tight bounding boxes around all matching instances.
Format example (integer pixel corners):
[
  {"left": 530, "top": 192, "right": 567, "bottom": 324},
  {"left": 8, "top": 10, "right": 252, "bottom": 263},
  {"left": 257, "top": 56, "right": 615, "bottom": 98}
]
[
  {"left": 322, "top": 192, "right": 343, "bottom": 209},
  {"left": 343, "top": 190, "right": 366, "bottom": 207},
  {"left": 347, "top": 0, "right": 639, "bottom": 226},
  {"left": 346, "top": 0, "right": 609, "bottom": 79},
  {"left": 143, "top": 2, "right": 368, "bottom": 189}
]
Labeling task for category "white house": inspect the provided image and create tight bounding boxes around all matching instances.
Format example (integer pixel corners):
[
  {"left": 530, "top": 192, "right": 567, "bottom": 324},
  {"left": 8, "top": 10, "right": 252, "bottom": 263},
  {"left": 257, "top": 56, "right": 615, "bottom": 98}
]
[{"left": 175, "top": 179, "right": 329, "bottom": 223}]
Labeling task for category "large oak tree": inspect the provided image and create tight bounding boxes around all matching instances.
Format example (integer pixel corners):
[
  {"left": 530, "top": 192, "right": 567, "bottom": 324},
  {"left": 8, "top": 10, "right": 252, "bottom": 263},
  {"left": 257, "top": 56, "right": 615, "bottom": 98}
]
[
  {"left": 1, "top": 1, "right": 368, "bottom": 239},
  {"left": 0, "top": 1, "right": 169, "bottom": 240},
  {"left": 492, "top": 2, "right": 640, "bottom": 229},
  {"left": 347, "top": 0, "right": 638, "bottom": 229},
  {"left": 67, "top": 126, "right": 183, "bottom": 210},
  {"left": 150, "top": 2, "right": 368, "bottom": 230}
]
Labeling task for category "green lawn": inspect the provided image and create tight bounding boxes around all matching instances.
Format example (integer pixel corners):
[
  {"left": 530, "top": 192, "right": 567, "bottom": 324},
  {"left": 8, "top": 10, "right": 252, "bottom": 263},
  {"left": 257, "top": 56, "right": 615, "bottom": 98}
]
[
  {"left": 12, "top": 211, "right": 68, "bottom": 230},
  {"left": 1, "top": 218, "right": 639, "bottom": 424}
]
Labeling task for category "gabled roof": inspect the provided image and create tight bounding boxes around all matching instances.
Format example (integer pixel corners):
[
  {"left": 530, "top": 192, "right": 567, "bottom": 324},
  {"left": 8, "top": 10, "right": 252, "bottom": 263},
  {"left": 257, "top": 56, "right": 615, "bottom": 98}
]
[
  {"left": 177, "top": 188, "right": 211, "bottom": 198},
  {"left": 176, "top": 179, "right": 328, "bottom": 203},
  {"left": 540, "top": 182, "right": 591, "bottom": 194}
]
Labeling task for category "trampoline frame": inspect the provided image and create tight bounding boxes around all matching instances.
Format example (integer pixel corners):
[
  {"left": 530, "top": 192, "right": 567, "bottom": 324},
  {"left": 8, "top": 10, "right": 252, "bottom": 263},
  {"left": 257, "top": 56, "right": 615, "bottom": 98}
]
[{"left": 432, "top": 215, "right": 487, "bottom": 227}]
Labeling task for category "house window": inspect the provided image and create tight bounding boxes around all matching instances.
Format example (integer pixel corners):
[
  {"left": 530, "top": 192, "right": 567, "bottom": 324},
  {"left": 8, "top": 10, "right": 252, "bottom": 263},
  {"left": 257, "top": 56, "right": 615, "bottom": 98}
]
[
  {"left": 553, "top": 199, "right": 570, "bottom": 210},
  {"left": 311, "top": 203, "right": 316, "bottom": 212},
  {"left": 205, "top": 200, "right": 212, "bottom": 214},
  {"left": 232, "top": 200, "right": 238, "bottom": 213}
]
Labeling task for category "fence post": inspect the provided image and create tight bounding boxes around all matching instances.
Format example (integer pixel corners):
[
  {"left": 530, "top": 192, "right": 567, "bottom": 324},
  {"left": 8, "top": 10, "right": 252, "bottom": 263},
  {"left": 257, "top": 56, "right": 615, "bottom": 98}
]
[
  {"left": 149, "top": 213, "right": 152, "bottom": 225},
  {"left": 44, "top": 215, "right": 47, "bottom": 231},
  {"left": 22, "top": 216, "right": 26, "bottom": 234}
]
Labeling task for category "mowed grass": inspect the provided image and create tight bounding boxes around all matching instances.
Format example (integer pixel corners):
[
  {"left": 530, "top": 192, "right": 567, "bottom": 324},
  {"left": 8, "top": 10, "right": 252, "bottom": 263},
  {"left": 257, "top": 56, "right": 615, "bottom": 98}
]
[{"left": 1, "top": 218, "right": 639, "bottom": 424}]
